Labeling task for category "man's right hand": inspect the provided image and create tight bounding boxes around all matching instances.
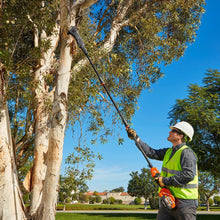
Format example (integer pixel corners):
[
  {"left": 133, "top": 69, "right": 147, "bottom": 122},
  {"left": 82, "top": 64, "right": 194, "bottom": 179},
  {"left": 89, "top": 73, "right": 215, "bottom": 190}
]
[{"left": 126, "top": 128, "right": 137, "bottom": 140}]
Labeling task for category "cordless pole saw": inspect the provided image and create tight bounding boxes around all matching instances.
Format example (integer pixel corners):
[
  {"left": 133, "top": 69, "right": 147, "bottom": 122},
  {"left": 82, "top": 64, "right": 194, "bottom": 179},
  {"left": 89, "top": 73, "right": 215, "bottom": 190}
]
[{"left": 68, "top": 26, "right": 175, "bottom": 210}]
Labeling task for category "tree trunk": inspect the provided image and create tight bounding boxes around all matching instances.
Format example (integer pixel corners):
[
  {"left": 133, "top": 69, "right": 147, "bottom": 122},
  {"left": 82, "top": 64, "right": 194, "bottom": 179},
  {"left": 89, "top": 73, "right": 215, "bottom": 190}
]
[
  {"left": 34, "top": 1, "right": 73, "bottom": 219},
  {"left": 30, "top": 26, "right": 60, "bottom": 216},
  {"left": 206, "top": 198, "right": 210, "bottom": 211},
  {"left": 0, "top": 65, "right": 26, "bottom": 219},
  {"left": 63, "top": 199, "right": 66, "bottom": 211},
  {"left": 30, "top": 100, "right": 50, "bottom": 215},
  {"left": 144, "top": 199, "right": 147, "bottom": 210}
]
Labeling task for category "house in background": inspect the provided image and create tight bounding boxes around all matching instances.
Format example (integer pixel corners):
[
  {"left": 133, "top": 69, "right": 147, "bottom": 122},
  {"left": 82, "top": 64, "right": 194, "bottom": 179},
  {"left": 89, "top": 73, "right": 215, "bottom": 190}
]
[{"left": 85, "top": 191, "right": 145, "bottom": 205}]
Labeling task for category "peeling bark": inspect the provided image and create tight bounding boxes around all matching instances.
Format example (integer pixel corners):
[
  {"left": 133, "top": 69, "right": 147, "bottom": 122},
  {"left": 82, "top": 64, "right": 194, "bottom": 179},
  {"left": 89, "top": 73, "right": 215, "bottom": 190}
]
[
  {"left": 29, "top": 22, "right": 60, "bottom": 216},
  {"left": 0, "top": 64, "right": 26, "bottom": 219},
  {"left": 33, "top": 0, "right": 73, "bottom": 218}
]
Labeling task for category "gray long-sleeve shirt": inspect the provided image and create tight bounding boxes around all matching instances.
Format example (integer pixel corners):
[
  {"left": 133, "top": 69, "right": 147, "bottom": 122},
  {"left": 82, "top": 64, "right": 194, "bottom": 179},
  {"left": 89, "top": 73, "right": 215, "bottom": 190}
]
[{"left": 136, "top": 138, "right": 198, "bottom": 207}]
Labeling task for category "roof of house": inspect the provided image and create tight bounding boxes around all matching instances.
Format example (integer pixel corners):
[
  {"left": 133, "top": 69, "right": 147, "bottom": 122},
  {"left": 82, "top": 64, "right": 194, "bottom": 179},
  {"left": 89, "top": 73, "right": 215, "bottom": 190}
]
[
  {"left": 120, "top": 192, "right": 130, "bottom": 196},
  {"left": 85, "top": 191, "right": 130, "bottom": 196},
  {"left": 98, "top": 192, "right": 107, "bottom": 196},
  {"left": 85, "top": 191, "right": 94, "bottom": 196}
]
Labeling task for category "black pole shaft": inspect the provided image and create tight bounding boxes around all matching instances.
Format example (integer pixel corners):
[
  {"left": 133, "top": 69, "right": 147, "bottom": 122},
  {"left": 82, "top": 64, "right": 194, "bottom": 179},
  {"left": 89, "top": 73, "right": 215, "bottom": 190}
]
[
  {"left": 84, "top": 53, "right": 129, "bottom": 128},
  {"left": 135, "top": 137, "right": 153, "bottom": 168}
]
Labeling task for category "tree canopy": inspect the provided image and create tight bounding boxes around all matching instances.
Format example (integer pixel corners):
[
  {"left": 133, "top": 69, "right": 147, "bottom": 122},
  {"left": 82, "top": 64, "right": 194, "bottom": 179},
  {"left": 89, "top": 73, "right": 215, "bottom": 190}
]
[
  {"left": 168, "top": 69, "right": 220, "bottom": 177},
  {"left": 1, "top": 1, "right": 205, "bottom": 166},
  {"left": 110, "top": 186, "right": 125, "bottom": 192}
]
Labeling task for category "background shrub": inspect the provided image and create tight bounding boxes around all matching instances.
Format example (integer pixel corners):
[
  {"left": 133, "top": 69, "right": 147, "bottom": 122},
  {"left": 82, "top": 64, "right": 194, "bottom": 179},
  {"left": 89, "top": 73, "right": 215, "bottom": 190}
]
[
  {"left": 149, "top": 197, "right": 159, "bottom": 209},
  {"left": 109, "top": 197, "right": 115, "bottom": 204},
  {"left": 134, "top": 197, "right": 142, "bottom": 205},
  {"left": 102, "top": 199, "right": 108, "bottom": 204},
  {"left": 115, "top": 199, "right": 123, "bottom": 204},
  {"left": 89, "top": 196, "right": 96, "bottom": 204}
]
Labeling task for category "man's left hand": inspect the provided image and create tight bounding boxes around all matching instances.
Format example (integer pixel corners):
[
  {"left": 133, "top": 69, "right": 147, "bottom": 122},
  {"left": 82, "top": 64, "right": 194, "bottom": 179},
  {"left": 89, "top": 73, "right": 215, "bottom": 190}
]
[{"left": 155, "top": 176, "right": 165, "bottom": 187}]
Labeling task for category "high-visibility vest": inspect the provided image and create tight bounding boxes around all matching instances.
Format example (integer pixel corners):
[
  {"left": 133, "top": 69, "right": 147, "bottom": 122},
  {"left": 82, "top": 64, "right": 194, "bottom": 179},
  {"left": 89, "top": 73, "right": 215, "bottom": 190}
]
[{"left": 160, "top": 145, "right": 198, "bottom": 199}]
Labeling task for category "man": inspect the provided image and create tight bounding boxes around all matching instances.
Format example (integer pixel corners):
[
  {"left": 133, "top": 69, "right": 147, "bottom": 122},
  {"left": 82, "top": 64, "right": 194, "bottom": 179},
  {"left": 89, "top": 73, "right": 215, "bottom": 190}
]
[{"left": 127, "top": 121, "right": 198, "bottom": 220}]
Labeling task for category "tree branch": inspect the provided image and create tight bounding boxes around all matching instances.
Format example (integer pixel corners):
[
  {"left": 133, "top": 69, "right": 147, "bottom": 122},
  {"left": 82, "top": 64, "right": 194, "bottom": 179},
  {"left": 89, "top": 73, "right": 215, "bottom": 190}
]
[
  {"left": 71, "top": 0, "right": 98, "bottom": 11},
  {"left": 95, "top": 0, "right": 116, "bottom": 36}
]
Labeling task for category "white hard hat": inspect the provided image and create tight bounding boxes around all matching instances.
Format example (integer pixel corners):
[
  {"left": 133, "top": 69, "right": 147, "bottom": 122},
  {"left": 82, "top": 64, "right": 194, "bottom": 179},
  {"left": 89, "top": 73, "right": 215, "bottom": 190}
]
[{"left": 170, "top": 121, "right": 194, "bottom": 141}]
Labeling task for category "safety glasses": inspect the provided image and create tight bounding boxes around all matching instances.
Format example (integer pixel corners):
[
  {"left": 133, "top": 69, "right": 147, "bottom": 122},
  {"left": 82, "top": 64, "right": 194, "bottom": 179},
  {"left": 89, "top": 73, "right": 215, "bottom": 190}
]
[{"left": 171, "top": 129, "right": 183, "bottom": 135}]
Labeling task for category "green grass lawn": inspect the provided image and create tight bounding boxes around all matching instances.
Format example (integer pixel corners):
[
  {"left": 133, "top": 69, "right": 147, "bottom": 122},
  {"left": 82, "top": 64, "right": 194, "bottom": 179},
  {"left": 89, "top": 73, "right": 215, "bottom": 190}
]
[
  {"left": 55, "top": 213, "right": 220, "bottom": 220},
  {"left": 55, "top": 204, "right": 220, "bottom": 219},
  {"left": 56, "top": 204, "right": 147, "bottom": 211},
  {"left": 56, "top": 203, "right": 220, "bottom": 212},
  {"left": 198, "top": 206, "right": 220, "bottom": 211},
  {"left": 56, "top": 213, "right": 157, "bottom": 220}
]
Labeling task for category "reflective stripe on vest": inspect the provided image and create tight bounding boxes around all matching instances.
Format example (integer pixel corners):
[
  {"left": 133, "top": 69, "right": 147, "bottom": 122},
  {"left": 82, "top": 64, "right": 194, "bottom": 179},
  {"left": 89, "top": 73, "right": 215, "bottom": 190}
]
[{"left": 160, "top": 145, "right": 198, "bottom": 199}]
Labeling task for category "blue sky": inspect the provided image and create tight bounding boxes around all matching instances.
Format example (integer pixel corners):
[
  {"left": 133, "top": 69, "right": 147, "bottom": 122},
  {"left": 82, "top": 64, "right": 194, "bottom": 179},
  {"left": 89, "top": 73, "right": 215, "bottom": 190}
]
[{"left": 62, "top": 0, "right": 220, "bottom": 192}]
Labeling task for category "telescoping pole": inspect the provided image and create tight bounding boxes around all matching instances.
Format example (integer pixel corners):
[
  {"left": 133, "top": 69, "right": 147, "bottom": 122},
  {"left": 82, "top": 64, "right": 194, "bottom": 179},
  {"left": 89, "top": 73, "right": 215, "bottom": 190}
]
[{"left": 68, "top": 26, "right": 153, "bottom": 168}]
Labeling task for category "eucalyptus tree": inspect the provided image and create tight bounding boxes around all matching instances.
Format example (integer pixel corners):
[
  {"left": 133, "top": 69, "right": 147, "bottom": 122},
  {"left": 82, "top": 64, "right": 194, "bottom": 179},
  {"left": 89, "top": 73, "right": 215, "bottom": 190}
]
[{"left": 0, "top": 0, "right": 205, "bottom": 219}]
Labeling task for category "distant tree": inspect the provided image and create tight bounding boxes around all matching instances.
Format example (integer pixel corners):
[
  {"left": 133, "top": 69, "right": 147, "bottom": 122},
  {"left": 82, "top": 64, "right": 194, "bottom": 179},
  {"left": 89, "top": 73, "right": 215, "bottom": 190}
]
[
  {"left": 102, "top": 199, "right": 107, "bottom": 204},
  {"left": 109, "top": 197, "right": 115, "bottom": 204},
  {"left": 213, "top": 196, "right": 220, "bottom": 206},
  {"left": 93, "top": 191, "right": 99, "bottom": 196},
  {"left": 96, "top": 195, "right": 102, "bottom": 203},
  {"left": 78, "top": 193, "right": 89, "bottom": 203},
  {"left": 127, "top": 168, "right": 158, "bottom": 209},
  {"left": 134, "top": 197, "right": 142, "bottom": 205},
  {"left": 93, "top": 191, "right": 101, "bottom": 203},
  {"left": 64, "top": 145, "right": 100, "bottom": 200},
  {"left": 198, "top": 171, "right": 219, "bottom": 211},
  {"left": 89, "top": 196, "right": 96, "bottom": 204},
  {"left": 58, "top": 154, "right": 92, "bottom": 208},
  {"left": 59, "top": 176, "right": 73, "bottom": 211},
  {"left": 110, "top": 187, "right": 125, "bottom": 192},
  {"left": 168, "top": 69, "right": 220, "bottom": 177}
]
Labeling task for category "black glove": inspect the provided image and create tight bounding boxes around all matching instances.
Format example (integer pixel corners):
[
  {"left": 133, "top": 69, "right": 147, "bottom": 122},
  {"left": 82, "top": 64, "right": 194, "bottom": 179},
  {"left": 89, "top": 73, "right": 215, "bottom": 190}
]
[{"left": 126, "top": 128, "right": 137, "bottom": 140}]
